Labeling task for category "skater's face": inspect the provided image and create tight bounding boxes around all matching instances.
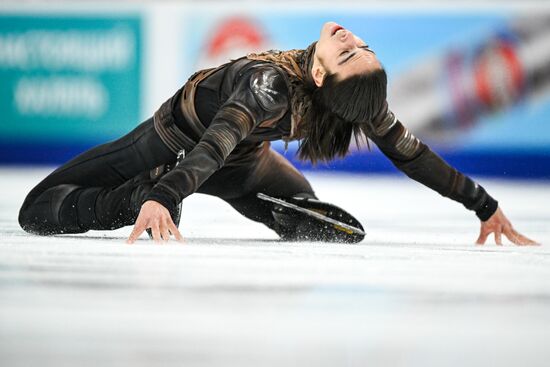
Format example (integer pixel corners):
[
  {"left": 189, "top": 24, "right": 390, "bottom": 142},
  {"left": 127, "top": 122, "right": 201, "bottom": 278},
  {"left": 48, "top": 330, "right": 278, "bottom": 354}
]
[{"left": 312, "top": 21, "right": 382, "bottom": 87}]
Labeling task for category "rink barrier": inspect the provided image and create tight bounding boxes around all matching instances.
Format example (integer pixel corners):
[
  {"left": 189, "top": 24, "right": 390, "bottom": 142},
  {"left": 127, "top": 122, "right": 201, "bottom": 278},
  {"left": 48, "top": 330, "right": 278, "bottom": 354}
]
[
  {"left": 2, "top": 142, "right": 549, "bottom": 179},
  {"left": 3, "top": 3, "right": 550, "bottom": 180}
]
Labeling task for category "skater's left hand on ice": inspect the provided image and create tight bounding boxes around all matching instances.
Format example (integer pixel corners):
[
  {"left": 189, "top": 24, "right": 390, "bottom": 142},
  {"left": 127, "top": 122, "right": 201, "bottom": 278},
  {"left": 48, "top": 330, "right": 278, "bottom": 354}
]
[
  {"left": 127, "top": 200, "right": 184, "bottom": 244},
  {"left": 476, "top": 206, "right": 539, "bottom": 246}
]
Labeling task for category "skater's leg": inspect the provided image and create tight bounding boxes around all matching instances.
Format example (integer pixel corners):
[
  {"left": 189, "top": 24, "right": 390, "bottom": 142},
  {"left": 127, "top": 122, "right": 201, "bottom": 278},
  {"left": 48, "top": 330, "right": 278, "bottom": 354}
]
[
  {"left": 23, "top": 117, "right": 173, "bottom": 204},
  {"left": 19, "top": 118, "right": 176, "bottom": 235},
  {"left": 19, "top": 172, "right": 162, "bottom": 235},
  {"left": 197, "top": 144, "right": 314, "bottom": 237},
  {"left": 226, "top": 190, "right": 365, "bottom": 243},
  {"left": 199, "top": 144, "right": 364, "bottom": 242},
  {"left": 221, "top": 149, "right": 317, "bottom": 236}
]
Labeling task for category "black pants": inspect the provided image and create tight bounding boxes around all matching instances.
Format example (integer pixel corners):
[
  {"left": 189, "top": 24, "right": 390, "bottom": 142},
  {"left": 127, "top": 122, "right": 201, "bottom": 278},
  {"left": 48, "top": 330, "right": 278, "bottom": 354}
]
[{"left": 18, "top": 118, "right": 315, "bottom": 237}]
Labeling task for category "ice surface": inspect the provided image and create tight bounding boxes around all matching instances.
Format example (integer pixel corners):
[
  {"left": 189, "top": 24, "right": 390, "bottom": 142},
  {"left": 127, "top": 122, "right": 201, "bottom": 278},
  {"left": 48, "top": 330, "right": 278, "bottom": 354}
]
[{"left": 1, "top": 167, "right": 549, "bottom": 367}]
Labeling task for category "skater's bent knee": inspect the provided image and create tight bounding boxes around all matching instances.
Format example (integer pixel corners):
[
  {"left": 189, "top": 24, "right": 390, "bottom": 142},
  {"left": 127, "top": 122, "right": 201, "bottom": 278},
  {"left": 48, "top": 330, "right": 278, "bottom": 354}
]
[{"left": 18, "top": 184, "right": 82, "bottom": 235}]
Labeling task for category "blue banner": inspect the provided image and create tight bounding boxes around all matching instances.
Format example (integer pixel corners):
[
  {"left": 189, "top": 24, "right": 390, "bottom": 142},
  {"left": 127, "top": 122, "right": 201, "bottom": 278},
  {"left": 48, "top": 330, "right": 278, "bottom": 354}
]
[{"left": 0, "top": 14, "right": 142, "bottom": 164}]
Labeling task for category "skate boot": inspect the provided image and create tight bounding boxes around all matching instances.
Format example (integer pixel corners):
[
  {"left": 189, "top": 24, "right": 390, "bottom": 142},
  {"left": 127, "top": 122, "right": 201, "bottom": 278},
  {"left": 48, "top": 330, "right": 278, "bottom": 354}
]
[{"left": 263, "top": 194, "right": 365, "bottom": 244}]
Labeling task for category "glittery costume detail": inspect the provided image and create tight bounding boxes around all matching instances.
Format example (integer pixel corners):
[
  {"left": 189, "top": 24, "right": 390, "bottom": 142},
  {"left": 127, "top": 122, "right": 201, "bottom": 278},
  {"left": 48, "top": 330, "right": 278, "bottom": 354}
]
[{"left": 247, "top": 42, "right": 317, "bottom": 140}]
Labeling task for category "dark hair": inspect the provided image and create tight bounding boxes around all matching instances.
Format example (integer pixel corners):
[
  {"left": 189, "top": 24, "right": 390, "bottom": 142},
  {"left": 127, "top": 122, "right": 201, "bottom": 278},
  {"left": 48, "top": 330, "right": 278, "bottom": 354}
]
[{"left": 298, "top": 68, "right": 387, "bottom": 164}]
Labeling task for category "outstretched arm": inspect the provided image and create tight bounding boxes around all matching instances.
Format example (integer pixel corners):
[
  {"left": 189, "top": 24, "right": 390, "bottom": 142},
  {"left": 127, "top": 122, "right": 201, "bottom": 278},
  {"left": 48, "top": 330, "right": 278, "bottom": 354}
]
[{"left": 363, "top": 103, "right": 538, "bottom": 245}]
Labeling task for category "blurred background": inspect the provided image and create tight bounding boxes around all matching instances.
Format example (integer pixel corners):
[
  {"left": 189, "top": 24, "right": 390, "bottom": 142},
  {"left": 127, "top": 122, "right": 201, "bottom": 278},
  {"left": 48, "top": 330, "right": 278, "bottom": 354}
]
[{"left": 1, "top": 0, "right": 549, "bottom": 179}]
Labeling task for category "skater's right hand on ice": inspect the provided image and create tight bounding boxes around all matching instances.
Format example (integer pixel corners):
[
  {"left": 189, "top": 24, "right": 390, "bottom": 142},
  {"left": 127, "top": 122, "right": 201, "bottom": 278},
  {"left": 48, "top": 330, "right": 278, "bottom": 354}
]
[
  {"left": 476, "top": 206, "right": 539, "bottom": 246},
  {"left": 127, "top": 200, "right": 184, "bottom": 244}
]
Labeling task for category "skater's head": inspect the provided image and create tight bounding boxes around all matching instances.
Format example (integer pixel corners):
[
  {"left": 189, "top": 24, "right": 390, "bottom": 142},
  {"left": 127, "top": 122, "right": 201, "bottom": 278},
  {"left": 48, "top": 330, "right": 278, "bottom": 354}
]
[
  {"left": 312, "top": 22, "right": 382, "bottom": 84},
  {"left": 297, "top": 22, "right": 387, "bottom": 163},
  {"left": 311, "top": 21, "right": 387, "bottom": 123}
]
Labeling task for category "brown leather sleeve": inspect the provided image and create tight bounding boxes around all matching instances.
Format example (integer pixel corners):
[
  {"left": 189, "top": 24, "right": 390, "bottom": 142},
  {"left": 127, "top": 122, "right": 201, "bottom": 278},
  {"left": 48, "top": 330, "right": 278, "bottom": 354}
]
[
  {"left": 363, "top": 106, "right": 498, "bottom": 221},
  {"left": 146, "top": 66, "right": 289, "bottom": 213}
]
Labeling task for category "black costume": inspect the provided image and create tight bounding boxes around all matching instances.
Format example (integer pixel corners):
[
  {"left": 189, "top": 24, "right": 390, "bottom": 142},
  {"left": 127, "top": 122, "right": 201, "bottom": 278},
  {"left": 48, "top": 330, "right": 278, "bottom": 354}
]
[{"left": 19, "top": 43, "right": 498, "bottom": 241}]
